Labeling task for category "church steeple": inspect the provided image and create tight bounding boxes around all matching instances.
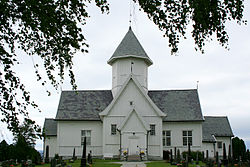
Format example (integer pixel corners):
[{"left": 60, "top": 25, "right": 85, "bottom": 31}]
[
  {"left": 108, "top": 28, "right": 153, "bottom": 97},
  {"left": 107, "top": 27, "right": 153, "bottom": 66}
]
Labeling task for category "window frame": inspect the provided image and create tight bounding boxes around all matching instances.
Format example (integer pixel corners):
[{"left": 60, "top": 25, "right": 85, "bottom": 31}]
[
  {"left": 111, "top": 124, "right": 117, "bottom": 135},
  {"left": 182, "top": 130, "right": 192, "bottom": 146},
  {"left": 217, "top": 141, "right": 222, "bottom": 149},
  {"left": 162, "top": 130, "right": 171, "bottom": 146},
  {"left": 81, "top": 130, "right": 91, "bottom": 146},
  {"left": 150, "top": 124, "right": 156, "bottom": 136}
]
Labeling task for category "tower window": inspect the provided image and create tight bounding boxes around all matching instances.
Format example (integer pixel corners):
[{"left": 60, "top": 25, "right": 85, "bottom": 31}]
[
  {"left": 111, "top": 124, "right": 117, "bottom": 135},
  {"left": 150, "top": 124, "right": 156, "bottom": 136},
  {"left": 129, "top": 101, "right": 133, "bottom": 105}
]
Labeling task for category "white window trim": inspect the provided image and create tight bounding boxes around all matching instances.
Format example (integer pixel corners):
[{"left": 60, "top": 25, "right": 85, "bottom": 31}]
[
  {"left": 111, "top": 124, "right": 117, "bottom": 135},
  {"left": 81, "top": 130, "right": 91, "bottom": 146},
  {"left": 163, "top": 130, "right": 171, "bottom": 146},
  {"left": 150, "top": 124, "right": 156, "bottom": 136},
  {"left": 182, "top": 130, "right": 193, "bottom": 146}
]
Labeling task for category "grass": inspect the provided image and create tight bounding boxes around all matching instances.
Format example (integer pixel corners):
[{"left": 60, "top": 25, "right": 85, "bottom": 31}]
[
  {"left": 145, "top": 161, "right": 206, "bottom": 167},
  {"left": 35, "top": 159, "right": 122, "bottom": 167}
]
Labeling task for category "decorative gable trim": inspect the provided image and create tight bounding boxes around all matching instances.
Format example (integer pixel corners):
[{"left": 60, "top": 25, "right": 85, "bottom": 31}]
[
  {"left": 99, "top": 74, "right": 166, "bottom": 119},
  {"left": 117, "top": 107, "right": 150, "bottom": 131}
]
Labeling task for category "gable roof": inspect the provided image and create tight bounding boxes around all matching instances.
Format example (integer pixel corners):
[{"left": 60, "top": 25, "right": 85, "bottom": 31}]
[
  {"left": 99, "top": 74, "right": 166, "bottom": 118},
  {"left": 44, "top": 118, "right": 57, "bottom": 136},
  {"left": 54, "top": 89, "right": 203, "bottom": 122},
  {"left": 107, "top": 27, "right": 153, "bottom": 66},
  {"left": 202, "top": 116, "right": 234, "bottom": 143},
  {"left": 117, "top": 108, "right": 150, "bottom": 131},
  {"left": 56, "top": 90, "right": 113, "bottom": 120},
  {"left": 148, "top": 89, "right": 204, "bottom": 122}
]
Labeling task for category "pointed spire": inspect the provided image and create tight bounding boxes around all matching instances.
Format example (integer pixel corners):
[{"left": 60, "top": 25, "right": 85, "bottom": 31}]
[{"left": 107, "top": 28, "right": 153, "bottom": 66}]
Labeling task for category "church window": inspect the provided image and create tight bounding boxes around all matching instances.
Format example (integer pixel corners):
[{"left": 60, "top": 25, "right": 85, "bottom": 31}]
[
  {"left": 163, "top": 130, "right": 171, "bottom": 146},
  {"left": 111, "top": 124, "right": 117, "bottom": 135},
  {"left": 183, "top": 130, "right": 192, "bottom": 146},
  {"left": 217, "top": 141, "right": 222, "bottom": 149},
  {"left": 150, "top": 124, "right": 156, "bottom": 135},
  {"left": 81, "top": 130, "right": 91, "bottom": 146}
]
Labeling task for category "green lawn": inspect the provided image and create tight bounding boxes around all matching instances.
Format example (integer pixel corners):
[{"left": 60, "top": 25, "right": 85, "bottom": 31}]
[
  {"left": 36, "top": 159, "right": 122, "bottom": 167},
  {"left": 145, "top": 161, "right": 205, "bottom": 167}
]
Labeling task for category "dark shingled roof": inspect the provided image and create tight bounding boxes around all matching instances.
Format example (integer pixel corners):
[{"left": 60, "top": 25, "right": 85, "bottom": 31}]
[
  {"left": 107, "top": 27, "right": 153, "bottom": 66},
  {"left": 44, "top": 118, "right": 57, "bottom": 136},
  {"left": 55, "top": 89, "right": 203, "bottom": 122},
  {"left": 148, "top": 89, "right": 204, "bottom": 122},
  {"left": 55, "top": 90, "right": 113, "bottom": 120},
  {"left": 202, "top": 116, "right": 234, "bottom": 142}
]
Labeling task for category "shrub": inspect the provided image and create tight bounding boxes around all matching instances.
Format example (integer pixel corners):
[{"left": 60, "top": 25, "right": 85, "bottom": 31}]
[{"left": 182, "top": 151, "right": 203, "bottom": 161}]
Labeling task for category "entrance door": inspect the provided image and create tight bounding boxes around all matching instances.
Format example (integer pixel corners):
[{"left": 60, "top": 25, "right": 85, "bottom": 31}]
[{"left": 129, "top": 139, "right": 139, "bottom": 155}]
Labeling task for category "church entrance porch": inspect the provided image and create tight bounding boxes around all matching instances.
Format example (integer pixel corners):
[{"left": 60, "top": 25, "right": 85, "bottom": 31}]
[{"left": 121, "top": 132, "right": 147, "bottom": 161}]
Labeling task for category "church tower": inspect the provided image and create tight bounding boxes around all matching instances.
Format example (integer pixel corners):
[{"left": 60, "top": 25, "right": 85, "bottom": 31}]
[{"left": 107, "top": 27, "right": 153, "bottom": 97}]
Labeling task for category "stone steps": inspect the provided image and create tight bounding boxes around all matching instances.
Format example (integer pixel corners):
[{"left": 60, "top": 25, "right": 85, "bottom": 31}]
[{"left": 127, "top": 155, "right": 141, "bottom": 161}]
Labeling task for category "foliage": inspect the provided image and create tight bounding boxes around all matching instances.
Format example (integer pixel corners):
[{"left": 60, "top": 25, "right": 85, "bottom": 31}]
[
  {"left": 182, "top": 151, "right": 203, "bottom": 161},
  {"left": 0, "top": 140, "right": 9, "bottom": 161},
  {"left": 0, "top": 119, "right": 42, "bottom": 163},
  {"left": 0, "top": 0, "right": 109, "bottom": 136},
  {"left": 146, "top": 161, "right": 205, "bottom": 167},
  {"left": 0, "top": 0, "right": 246, "bottom": 139},
  {"left": 232, "top": 137, "right": 246, "bottom": 161},
  {"left": 0, "top": 138, "right": 41, "bottom": 164},
  {"left": 136, "top": 0, "right": 246, "bottom": 54},
  {"left": 13, "top": 118, "right": 41, "bottom": 146}
]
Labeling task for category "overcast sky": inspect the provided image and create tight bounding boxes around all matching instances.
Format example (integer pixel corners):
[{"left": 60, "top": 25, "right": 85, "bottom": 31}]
[{"left": 0, "top": 0, "right": 250, "bottom": 151}]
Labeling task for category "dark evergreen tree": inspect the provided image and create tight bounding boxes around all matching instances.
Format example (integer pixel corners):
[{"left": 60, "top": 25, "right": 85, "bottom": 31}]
[
  {"left": 232, "top": 137, "right": 246, "bottom": 161},
  {"left": 0, "top": 140, "right": 9, "bottom": 161}
]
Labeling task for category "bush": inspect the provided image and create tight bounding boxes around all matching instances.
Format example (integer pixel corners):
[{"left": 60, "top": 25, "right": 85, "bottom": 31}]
[{"left": 182, "top": 151, "right": 203, "bottom": 161}]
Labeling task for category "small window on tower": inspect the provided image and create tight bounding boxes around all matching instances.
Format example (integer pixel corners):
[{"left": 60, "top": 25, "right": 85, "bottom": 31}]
[
  {"left": 150, "top": 124, "right": 156, "bottom": 136},
  {"left": 111, "top": 124, "right": 117, "bottom": 135},
  {"left": 129, "top": 101, "right": 133, "bottom": 106}
]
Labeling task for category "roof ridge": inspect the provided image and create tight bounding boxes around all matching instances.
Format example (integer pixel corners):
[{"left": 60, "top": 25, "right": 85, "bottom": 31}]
[
  {"left": 62, "top": 90, "right": 111, "bottom": 92},
  {"left": 204, "top": 116, "right": 228, "bottom": 118},
  {"left": 149, "top": 89, "right": 197, "bottom": 92},
  {"left": 45, "top": 118, "right": 55, "bottom": 120}
]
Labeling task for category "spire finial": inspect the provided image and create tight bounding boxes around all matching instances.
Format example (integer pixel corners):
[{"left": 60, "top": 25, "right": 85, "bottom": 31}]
[{"left": 129, "top": 0, "right": 132, "bottom": 27}]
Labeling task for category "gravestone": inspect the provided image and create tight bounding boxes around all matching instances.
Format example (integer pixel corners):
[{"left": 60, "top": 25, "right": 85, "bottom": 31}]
[
  {"left": 80, "top": 137, "right": 86, "bottom": 167},
  {"left": 45, "top": 145, "right": 50, "bottom": 163}
]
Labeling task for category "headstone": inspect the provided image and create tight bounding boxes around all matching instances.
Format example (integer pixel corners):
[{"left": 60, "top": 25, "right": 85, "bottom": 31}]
[
  {"left": 72, "top": 148, "right": 76, "bottom": 161},
  {"left": 45, "top": 145, "right": 50, "bottom": 163},
  {"left": 206, "top": 150, "right": 209, "bottom": 161},
  {"left": 223, "top": 143, "right": 228, "bottom": 167},
  {"left": 87, "top": 150, "right": 92, "bottom": 164},
  {"left": 80, "top": 137, "right": 86, "bottom": 167},
  {"left": 170, "top": 149, "right": 173, "bottom": 164},
  {"left": 50, "top": 158, "right": 56, "bottom": 167},
  {"left": 177, "top": 149, "right": 181, "bottom": 163},
  {"left": 188, "top": 143, "right": 191, "bottom": 163},
  {"left": 228, "top": 144, "right": 232, "bottom": 164},
  {"left": 196, "top": 152, "right": 199, "bottom": 165},
  {"left": 174, "top": 147, "right": 177, "bottom": 161}
]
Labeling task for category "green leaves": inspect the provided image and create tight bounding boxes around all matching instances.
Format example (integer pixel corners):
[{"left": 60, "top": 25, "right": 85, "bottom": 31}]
[
  {"left": 0, "top": 0, "right": 109, "bottom": 138},
  {"left": 135, "top": 0, "right": 245, "bottom": 54}
]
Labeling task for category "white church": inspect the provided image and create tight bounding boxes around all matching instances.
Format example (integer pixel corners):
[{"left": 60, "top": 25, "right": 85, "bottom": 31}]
[{"left": 43, "top": 27, "right": 234, "bottom": 160}]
